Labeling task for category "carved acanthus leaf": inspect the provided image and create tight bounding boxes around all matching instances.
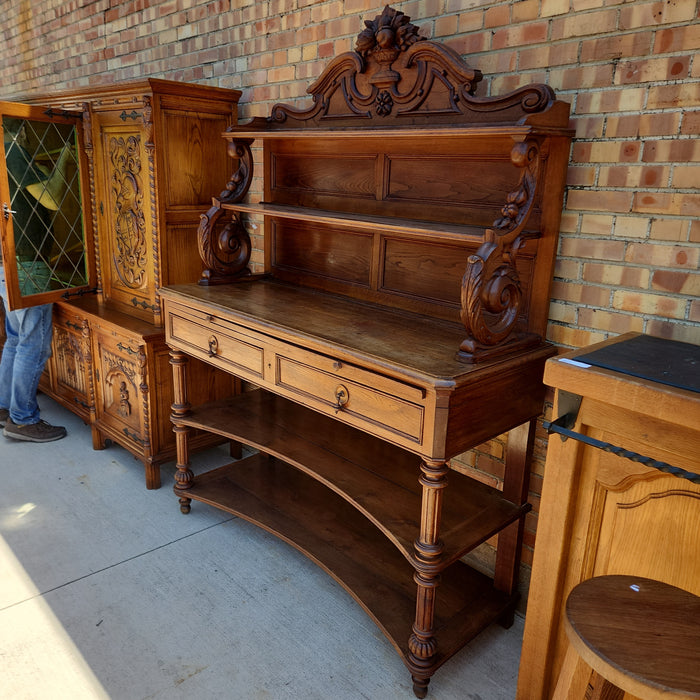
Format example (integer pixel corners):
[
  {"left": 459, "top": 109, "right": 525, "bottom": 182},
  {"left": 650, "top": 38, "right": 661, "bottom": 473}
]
[{"left": 459, "top": 140, "right": 541, "bottom": 361}]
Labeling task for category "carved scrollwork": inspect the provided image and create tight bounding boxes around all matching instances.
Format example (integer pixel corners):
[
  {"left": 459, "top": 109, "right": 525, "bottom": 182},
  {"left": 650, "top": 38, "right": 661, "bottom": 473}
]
[
  {"left": 219, "top": 137, "right": 254, "bottom": 203},
  {"left": 109, "top": 134, "right": 147, "bottom": 290},
  {"left": 458, "top": 140, "right": 541, "bottom": 362},
  {"left": 198, "top": 204, "right": 251, "bottom": 285},
  {"left": 196, "top": 136, "right": 254, "bottom": 283}
]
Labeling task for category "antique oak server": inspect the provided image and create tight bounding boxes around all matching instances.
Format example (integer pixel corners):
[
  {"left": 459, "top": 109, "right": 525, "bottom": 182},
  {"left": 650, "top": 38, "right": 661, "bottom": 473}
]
[{"left": 161, "top": 7, "right": 572, "bottom": 696}]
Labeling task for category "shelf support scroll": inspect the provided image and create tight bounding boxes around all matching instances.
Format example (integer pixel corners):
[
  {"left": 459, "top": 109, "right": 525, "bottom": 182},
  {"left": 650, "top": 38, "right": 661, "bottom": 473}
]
[
  {"left": 198, "top": 138, "right": 254, "bottom": 285},
  {"left": 458, "top": 139, "right": 542, "bottom": 363}
]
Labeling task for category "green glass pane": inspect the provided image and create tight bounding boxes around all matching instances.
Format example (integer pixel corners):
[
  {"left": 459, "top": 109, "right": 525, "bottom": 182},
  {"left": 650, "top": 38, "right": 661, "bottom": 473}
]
[{"left": 3, "top": 116, "right": 87, "bottom": 297}]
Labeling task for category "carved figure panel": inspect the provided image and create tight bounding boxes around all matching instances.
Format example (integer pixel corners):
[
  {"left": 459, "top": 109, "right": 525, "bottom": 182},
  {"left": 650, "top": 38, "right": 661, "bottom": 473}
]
[{"left": 99, "top": 346, "right": 142, "bottom": 434}]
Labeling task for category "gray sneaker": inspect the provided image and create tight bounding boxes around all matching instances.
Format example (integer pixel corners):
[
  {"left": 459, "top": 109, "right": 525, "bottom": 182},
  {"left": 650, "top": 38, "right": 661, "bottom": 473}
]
[
  {"left": 0, "top": 408, "right": 8, "bottom": 427},
  {"left": 4, "top": 418, "right": 67, "bottom": 443}
]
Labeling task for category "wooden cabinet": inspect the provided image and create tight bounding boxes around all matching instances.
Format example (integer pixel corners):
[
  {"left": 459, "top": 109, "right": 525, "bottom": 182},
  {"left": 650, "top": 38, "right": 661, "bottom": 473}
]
[
  {"left": 517, "top": 333, "right": 700, "bottom": 700},
  {"left": 163, "top": 7, "right": 572, "bottom": 695},
  {"left": 22, "top": 79, "right": 243, "bottom": 487}
]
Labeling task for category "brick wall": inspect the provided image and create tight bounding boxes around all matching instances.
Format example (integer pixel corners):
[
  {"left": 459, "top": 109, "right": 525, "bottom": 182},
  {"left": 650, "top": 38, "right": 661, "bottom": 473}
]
[{"left": 2, "top": 0, "right": 699, "bottom": 587}]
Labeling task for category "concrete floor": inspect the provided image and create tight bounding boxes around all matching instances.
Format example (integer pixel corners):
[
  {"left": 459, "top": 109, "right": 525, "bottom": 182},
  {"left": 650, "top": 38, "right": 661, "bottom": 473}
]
[{"left": 1, "top": 394, "right": 524, "bottom": 700}]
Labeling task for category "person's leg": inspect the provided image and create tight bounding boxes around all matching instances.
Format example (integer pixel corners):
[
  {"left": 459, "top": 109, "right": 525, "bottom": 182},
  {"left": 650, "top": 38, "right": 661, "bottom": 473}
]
[
  {"left": 5, "top": 302, "right": 54, "bottom": 424},
  {"left": 1, "top": 300, "right": 66, "bottom": 441},
  {"left": 0, "top": 269, "right": 14, "bottom": 424}
]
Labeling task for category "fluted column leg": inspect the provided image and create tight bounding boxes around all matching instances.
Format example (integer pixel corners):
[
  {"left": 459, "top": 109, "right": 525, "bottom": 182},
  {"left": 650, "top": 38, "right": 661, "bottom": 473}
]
[
  {"left": 169, "top": 348, "right": 193, "bottom": 514},
  {"left": 408, "top": 457, "right": 449, "bottom": 698}
]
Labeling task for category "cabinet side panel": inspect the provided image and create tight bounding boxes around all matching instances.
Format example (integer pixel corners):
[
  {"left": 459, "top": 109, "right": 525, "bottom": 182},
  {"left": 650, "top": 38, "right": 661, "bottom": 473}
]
[{"left": 159, "top": 110, "right": 232, "bottom": 207}]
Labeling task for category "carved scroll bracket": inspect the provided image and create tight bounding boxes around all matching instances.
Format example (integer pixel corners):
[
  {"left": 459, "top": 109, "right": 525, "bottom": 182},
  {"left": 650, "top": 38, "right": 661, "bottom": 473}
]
[
  {"left": 198, "top": 137, "right": 254, "bottom": 285},
  {"left": 198, "top": 204, "right": 252, "bottom": 285},
  {"left": 219, "top": 137, "right": 254, "bottom": 203},
  {"left": 458, "top": 139, "right": 542, "bottom": 363}
]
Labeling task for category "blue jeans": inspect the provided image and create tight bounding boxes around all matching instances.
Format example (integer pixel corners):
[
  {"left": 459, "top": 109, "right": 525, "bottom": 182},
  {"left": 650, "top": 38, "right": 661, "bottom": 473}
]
[{"left": 0, "top": 266, "right": 54, "bottom": 424}]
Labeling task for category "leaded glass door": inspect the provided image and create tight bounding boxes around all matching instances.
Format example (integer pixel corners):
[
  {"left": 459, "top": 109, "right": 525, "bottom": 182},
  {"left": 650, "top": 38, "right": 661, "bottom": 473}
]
[{"left": 0, "top": 102, "right": 94, "bottom": 310}]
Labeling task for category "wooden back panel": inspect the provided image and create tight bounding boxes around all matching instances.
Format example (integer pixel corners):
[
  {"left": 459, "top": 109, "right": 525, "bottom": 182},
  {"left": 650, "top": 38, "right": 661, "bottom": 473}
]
[{"left": 264, "top": 134, "right": 543, "bottom": 323}]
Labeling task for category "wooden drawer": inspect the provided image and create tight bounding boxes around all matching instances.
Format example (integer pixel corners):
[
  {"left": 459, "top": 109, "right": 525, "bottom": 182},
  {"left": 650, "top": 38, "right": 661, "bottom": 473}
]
[
  {"left": 165, "top": 299, "right": 428, "bottom": 449},
  {"left": 274, "top": 347, "right": 425, "bottom": 444},
  {"left": 167, "top": 305, "right": 265, "bottom": 381}
]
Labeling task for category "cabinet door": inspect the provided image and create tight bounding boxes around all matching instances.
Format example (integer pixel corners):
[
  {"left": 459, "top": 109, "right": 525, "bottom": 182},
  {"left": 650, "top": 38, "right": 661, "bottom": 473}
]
[
  {"left": 0, "top": 102, "right": 95, "bottom": 310},
  {"left": 46, "top": 303, "right": 93, "bottom": 421},
  {"left": 92, "top": 325, "right": 149, "bottom": 450},
  {"left": 92, "top": 111, "right": 158, "bottom": 321}
]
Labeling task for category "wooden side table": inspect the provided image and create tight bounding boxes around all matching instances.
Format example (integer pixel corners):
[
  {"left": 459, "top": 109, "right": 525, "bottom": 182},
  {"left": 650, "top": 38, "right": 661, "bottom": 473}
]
[{"left": 517, "top": 333, "right": 700, "bottom": 700}]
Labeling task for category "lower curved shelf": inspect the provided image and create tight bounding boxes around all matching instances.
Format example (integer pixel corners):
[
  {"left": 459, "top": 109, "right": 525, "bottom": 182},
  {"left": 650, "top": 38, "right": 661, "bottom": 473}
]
[{"left": 179, "top": 451, "right": 517, "bottom": 673}]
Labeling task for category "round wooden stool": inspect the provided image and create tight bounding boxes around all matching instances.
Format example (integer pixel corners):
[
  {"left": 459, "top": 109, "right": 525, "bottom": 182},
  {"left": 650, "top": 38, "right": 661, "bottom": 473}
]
[{"left": 553, "top": 575, "right": 700, "bottom": 700}]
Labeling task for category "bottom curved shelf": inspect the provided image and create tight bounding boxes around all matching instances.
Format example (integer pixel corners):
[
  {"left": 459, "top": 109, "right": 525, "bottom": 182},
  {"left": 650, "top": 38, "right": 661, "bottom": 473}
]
[{"left": 180, "top": 452, "right": 517, "bottom": 673}]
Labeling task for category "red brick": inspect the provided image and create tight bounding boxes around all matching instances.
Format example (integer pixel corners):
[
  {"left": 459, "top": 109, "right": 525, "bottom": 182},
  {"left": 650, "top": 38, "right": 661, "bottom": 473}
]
[
  {"left": 598, "top": 165, "right": 669, "bottom": 188},
  {"left": 654, "top": 24, "right": 700, "bottom": 53},
  {"left": 572, "top": 141, "right": 640, "bottom": 164},
  {"left": 547, "top": 323, "right": 606, "bottom": 349},
  {"left": 575, "top": 88, "right": 646, "bottom": 115},
  {"left": 652, "top": 270, "right": 700, "bottom": 296},
  {"left": 614, "top": 55, "right": 690, "bottom": 85},
  {"left": 484, "top": 4, "right": 510, "bottom": 29},
  {"left": 519, "top": 41, "right": 579, "bottom": 71},
  {"left": 691, "top": 221, "right": 700, "bottom": 243},
  {"left": 549, "top": 63, "right": 614, "bottom": 91},
  {"left": 551, "top": 9, "right": 617, "bottom": 40},
  {"left": 690, "top": 301, "right": 700, "bottom": 324},
  {"left": 633, "top": 192, "right": 700, "bottom": 217},
  {"left": 577, "top": 309, "right": 645, "bottom": 335},
  {"left": 572, "top": 116, "right": 605, "bottom": 139},
  {"left": 567, "top": 166, "right": 596, "bottom": 187},
  {"left": 645, "top": 321, "right": 700, "bottom": 345},
  {"left": 625, "top": 242, "right": 700, "bottom": 268},
  {"left": 651, "top": 219, "right": 691, "bottom": 243},
  {"left": 620, "top": 1, "right": 697, "bottom": 30},
  {"left": 583, "top": 262, "right": 650, "bottom": 288},
  {"left": 643, "top": 139, "right": 700, "bottom": 163},
  {"left": 613, "top": 290, "right": 687, "bottom": 319},
  {"left": 648, "top": 83, "right": 700, "bottom": 110},
  {"left": 580, "top": 214, "right": 614, "bottom": 236},
  {"left": 580, "top": 32, "right": 653, "bottom": 62},
  {"left": 566, "top": 189, "right": 633, "bottom": 214}
]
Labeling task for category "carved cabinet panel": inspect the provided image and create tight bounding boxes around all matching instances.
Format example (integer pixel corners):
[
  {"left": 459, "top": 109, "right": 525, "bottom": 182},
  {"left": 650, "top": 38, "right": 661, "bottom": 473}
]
[
  {"left": 91, "top": 322, "right": 148, "bottom": 451},
  {"left": 94, "top": 114, "right": 157, "bottom": 321},
  {"left": 42, "top": 302, "right": 93, "bottom": 423}
]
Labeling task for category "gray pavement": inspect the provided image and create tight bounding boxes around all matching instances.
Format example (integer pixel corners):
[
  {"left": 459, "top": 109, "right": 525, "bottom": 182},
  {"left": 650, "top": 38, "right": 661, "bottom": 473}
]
[{"left": 0, "top": 394, "right": 522, "bottom": 699}]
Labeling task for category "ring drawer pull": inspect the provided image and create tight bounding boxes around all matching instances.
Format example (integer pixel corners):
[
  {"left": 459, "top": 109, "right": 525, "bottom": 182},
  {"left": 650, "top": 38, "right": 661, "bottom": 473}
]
[
  {"left": 334, "top": 384, "right": 349, "bottom": 409},
  {"left": 207, "top": 335, "right": 219, "bottom": 357}
]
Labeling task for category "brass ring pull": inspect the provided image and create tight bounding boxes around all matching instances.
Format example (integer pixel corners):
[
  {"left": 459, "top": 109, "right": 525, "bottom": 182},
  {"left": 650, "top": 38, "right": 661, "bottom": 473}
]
[
  {"left": 334, "top": 384, "right": 349, "bottom": 409},
  {"left": 207, "top": 335, "right": 218, "bottom": 357}
]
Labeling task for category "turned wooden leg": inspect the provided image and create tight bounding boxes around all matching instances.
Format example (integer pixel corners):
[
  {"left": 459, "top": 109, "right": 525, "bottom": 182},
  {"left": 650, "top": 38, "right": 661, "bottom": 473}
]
[
  {"left": 408, "top": 457, "right": 449, "bottom": 697},
  {"left": 170, "top": 348, "right": 193, "bottom": 514}
]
